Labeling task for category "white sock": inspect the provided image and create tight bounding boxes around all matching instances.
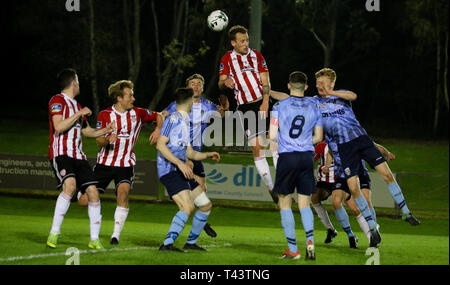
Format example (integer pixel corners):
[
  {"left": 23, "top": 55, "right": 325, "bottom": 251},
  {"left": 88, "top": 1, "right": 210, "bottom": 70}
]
[
  {"left": 312, "top": 203, "right": 335, "bottom": 231},
  {"left": 254, "top": 157, "right": 274, "bottom": 190},
  {"left": 88, "top": 201, "right": 102, "bottom": 241},
  {"left": 112, "top": 206, "right": 129, "bottom": 240},
  {"left": 50, "top": 192, "right": 72, "bottom": 234},
  {"left": 356, "top": 213, "right": 371, "bottom": 241}
]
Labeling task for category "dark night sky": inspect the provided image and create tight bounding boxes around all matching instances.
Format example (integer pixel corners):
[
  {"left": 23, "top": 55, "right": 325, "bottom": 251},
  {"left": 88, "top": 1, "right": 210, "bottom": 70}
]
[{"left": 3, "top": 0, "right": 449, "bottom": 139}]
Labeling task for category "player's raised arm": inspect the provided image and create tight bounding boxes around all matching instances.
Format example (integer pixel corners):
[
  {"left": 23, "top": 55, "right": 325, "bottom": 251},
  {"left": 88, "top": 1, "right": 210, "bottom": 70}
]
[
  {"left": 329, "top": 89, "right": 357, "bottom": 101},
  {"left": 52, "top": 107, "right": 91, "bottom": 134},
  {"left": 270, "top": 90, "right": 290, "bottom": 101}
]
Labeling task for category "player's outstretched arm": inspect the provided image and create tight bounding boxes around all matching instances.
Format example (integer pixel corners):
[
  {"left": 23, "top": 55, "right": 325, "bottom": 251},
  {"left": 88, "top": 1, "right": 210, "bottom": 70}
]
[
  {"left": 149, "top": 112, "right": 166, "bottom": 144},
  {"left": 269, "top": 90, "right": 289, "bottom": 101},
  {"left": 156, "top": 135, "right": 194, "bottom": 179},
  {"left": 186, "top": 145, "right": 220, "bottom": 162},
  {"left": 327, "top": 89, "right": 357, "bottom": 101},
  {"left": 82, "top": 121, "right": 116, "bottom": 138},
  {"left": 374, "top": 142, "right": 395, "bottom": 161},
  {"left": 312, "top": 126, "right": 324, "bottom": 145}
]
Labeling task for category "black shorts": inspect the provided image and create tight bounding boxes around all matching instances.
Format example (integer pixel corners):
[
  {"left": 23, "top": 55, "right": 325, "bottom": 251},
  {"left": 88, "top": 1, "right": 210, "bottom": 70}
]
[
  {"left": 337, "top": 135, "right": 386, "bottom": 178},
  {"left": 332, "top": 173, "right": 372, "bottom": 200},
  {"left": 50, "top": 155, "right": 97, "bottom": 193},
  {"left": 192, "top": 160, "right": 205, "bottom": 178},
  {"left": 332, "top": 178, "right": 352, "bottom": 200},
  {"left": 359, "top": 173, "right": 371, "bottom": 190},
  {"left": 93, "top": 164, "right": 134, "bottom": 194},
  {"left": 273, "top": 152, "right": 316, "bottom": 196},
  {"left": 236, "top": 99, "right": 270, "bottom": 140},
  {"left": 315, "top": 181, "right": 333, "bottom": 201},
  {"left": 160, "top": 170, "right": 200, "bottom": 199}
]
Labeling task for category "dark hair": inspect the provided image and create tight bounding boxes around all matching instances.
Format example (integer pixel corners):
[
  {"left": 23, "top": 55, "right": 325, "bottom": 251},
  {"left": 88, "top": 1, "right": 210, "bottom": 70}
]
[
  {"left": 289, "top": 71, "right": 308, "bottom": 91},
  {"left": 228, "top": 25, "right": 248, "bottom": 41},
  {"left": 175, "top": 88, "right": 194, "bottom": 104},
  {"left": 57, "top": 68, "right": 77, "bottom": 90}
]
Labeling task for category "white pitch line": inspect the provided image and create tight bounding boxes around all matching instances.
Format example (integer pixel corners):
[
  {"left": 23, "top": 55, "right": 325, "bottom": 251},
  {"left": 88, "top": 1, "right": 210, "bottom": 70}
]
[
  {"left": 0, "top": 243, "right": 232, "bottom": 263},
  {"left": 0, "top": 246, "right": 156, "bottom": 263}
]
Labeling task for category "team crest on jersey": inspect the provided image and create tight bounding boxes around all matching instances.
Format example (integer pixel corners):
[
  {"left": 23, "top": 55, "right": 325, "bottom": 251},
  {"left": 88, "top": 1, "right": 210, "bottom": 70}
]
[
  {"left": 51, "top": 103, "right": 62, "bottom": 113},
  {"left": 60, "top": 169, "right": 66, "bottom": 177},
  {"left": 344, "top": 167, "right": 351, "bottom": 176},
  {"left": 130, "top": 115, "right": 137, "bottom": 122}
]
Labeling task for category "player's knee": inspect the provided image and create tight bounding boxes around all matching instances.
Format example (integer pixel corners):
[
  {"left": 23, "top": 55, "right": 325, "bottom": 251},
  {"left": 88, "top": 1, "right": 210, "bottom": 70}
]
[
  {"left": 85, "top": 186, "right": 100, "bottom": 202},
  {"left": 311, "top": 193, "right": 320, "bottom": 204},
  {"left": 332, "top": 194, "right": 341, "bottom": 210},
  {"left": 62, "top": 178, "right": 77, "bottom": 197},
  {"left": 199, "top": 202, "right": 212, "bottom": 212},
  {"left": 78, "top": 193, "right": 89, "bottom": 206}
]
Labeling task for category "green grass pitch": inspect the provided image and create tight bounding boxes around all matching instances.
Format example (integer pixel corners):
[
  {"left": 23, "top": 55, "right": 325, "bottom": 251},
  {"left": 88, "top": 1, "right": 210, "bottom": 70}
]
[{"left": 0, "top": 195, "right": 447, "bottom": 265}]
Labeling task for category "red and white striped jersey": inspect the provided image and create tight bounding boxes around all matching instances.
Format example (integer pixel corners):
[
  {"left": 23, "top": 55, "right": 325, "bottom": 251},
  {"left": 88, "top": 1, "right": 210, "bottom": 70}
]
[
  {"left": 48, "top": 93, "right": 87, "bottom": 160},
  {"left": 219, "top": 49, "right": 269, "bottom": 105},
  {"left": 96, "top": 106, "right": 158, "bottom": 167},
  {"left": 314, "top": 141, "right": 336, "bottom": 183}
]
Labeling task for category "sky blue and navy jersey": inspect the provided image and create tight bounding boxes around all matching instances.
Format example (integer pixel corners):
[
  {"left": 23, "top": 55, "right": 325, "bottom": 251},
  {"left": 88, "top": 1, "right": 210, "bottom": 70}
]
[
  {"left": 157, "top": 112, "right": 190, "bottom": 178},
  {"left": 314, "top": 92, "right": 367, "bottom": 144},
  {"left": 272, "top": 96, "right": 322, "bottom": 154},
  {"left": 165, "top": 97, "right": 218, "bottom": 151},
  {"left": 326, "top": 136, "right": 369, "bottom": 179}
]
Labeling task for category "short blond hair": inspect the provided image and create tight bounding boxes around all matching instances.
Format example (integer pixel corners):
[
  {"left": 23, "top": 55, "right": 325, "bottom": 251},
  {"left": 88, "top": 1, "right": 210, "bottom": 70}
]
[
  {"left": 315, "top": 68, "right": 337, "bottom": 82},
  {"left": 185, "top": 74, "right": 205, "bottom": 86},
  {"left": 108, "top": 80, "right": 134, "bottom": 103}
]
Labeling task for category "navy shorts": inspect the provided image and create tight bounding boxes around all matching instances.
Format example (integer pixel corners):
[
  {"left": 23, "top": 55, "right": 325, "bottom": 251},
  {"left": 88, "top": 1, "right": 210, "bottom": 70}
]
[
  {"left": 337, "top": 135, "right": 386, "bottom": 178},
  {"left": 192, "top": 160, "right": 206, "bottom": 178},
  {"left": 93, "top": 164, "right": 134, "bottom": 194},
  {"left": 273, "top": 152, "right": 316, "bottom": 196},
  {"left": 333, "top": 173, "right": 372, "bottom": 200},
  {"left": 160, "top": 170, "right": 200, "bottom": 199},
  {"left": 315, "top": 181, "right": 333, "bottom": 201},
  {"left": 359, "top": 173, "right": 371, "bottom": 190},
  {"left": 50, "top": 155, "right": 97, "bottom": 193}
]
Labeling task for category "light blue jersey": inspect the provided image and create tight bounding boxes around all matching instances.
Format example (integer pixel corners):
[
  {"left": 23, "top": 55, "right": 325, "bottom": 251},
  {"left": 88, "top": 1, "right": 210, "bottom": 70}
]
[
  {"left": 157, "top": 112, "right": 190, "bottom": 178},
  {"left": 272, "top": 96, "right": 323, "bottom": 154},
  {"left": 165, "top": 97, "right": 218, "bottom": 151},
  {"left": 326, "top": 136, "right": 368, "bottom": 179},
  {"left": 314, "top": 91, "right": 367, "bottom": 144}
]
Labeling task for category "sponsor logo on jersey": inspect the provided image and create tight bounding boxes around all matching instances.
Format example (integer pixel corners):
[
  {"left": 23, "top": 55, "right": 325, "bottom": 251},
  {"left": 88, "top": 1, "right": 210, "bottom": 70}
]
[{"left": 51, "top": 103, "right": 62, "bottom": 113}]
